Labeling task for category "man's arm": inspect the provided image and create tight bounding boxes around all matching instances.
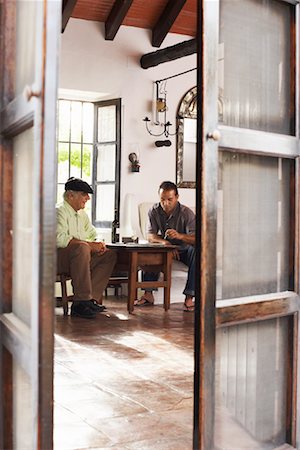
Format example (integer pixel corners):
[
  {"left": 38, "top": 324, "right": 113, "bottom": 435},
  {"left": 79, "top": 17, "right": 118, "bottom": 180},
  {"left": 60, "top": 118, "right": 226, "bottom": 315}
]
[
  {"left": 146, "top": 206, "right": 170, "bottom": 244},
  {"left": 67, "top": 238, "right": 107, "bottom": 255},
  {"left": 164, "top": 229, "right": 195, "bottom": 245},
  {"left": 56, "top": 208, "right": 73, "bottom": 248},
  {"left": 147, "top": 233, "right": 169, "bottom": 245},
  {"left": 165, "top": 205, "right": 195, "bottom": 246},
  {"left": 56, "top": 206, "right": 104, "bottom": 252},
  {"left": 147, "top": 231, "right": 196, "bottom": 246}
]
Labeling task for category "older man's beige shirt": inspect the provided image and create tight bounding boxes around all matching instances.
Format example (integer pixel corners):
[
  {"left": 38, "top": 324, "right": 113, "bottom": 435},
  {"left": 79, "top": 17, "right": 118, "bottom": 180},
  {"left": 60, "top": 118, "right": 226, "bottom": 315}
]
[{"left": 56, "top": 200, "right": 97, "bottom": 248}]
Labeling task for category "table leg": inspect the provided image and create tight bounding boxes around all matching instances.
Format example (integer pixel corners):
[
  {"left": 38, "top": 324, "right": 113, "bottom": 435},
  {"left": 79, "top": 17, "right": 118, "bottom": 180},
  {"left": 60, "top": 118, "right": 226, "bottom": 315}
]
[
  {"left": 128, "top": 251, "right": 138, "bottom": 313},
  {"left": 163, "top": 251, "right": 173, "bottom": 311}
]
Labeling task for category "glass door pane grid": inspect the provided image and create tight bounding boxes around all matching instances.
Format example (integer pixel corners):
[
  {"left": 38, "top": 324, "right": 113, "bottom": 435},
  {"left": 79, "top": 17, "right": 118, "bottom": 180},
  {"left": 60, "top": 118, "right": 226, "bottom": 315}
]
[
  {"left": 217, "top": 151, "right": 294, "bottom": 301},
  {"left": 215, "top": 317, "right": 289, "bottom": 449},
  {"left": 57, "top": 100, "right": 94, "bottom": 218},
  {"left": 219, "top": 0, "right": 294, "bottom": 135}
]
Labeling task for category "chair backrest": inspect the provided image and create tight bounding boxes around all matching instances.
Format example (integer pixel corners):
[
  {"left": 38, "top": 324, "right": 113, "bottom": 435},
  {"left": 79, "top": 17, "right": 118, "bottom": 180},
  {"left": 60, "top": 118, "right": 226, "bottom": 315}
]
[{"left": 138, "top": 202, "right": 153, "bottom": 239}]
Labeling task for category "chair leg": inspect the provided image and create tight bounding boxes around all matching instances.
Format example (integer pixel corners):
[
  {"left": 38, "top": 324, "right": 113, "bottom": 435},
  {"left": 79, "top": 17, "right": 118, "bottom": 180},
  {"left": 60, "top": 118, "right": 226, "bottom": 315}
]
[{"left": 60, "top": 275, "right": 69, "bottom": 316}]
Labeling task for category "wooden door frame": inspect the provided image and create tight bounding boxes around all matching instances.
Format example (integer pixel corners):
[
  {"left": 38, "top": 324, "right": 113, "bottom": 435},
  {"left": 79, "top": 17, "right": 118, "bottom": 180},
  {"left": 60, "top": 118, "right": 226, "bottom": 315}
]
[
  {"left": 0, "top": 2, "right": 16, "bottom": 447},
  {"left": 194, "top": 0, "right": 300, "bottom": 449},
  {"left": 194, "top": 0, "right": 219, "bottom": 448},
  {"left": 0, "top": 1, "right": 60, "bottom": 448}
]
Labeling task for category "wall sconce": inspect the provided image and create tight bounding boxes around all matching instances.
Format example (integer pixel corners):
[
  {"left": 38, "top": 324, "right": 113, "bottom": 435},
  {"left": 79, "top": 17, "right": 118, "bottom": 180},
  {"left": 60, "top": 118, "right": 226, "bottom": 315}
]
[
  {"left": 143, "top": 116, "right": 175, "bottom": 139},
  {"left": 142, "top": 80, "right": 177, "bottom": 139},
  {"left": 128, "top": 152, "right": 140, "bottom": 172},
  {"left": 142, "top": 68, "right": 197, "bottom": 143}
]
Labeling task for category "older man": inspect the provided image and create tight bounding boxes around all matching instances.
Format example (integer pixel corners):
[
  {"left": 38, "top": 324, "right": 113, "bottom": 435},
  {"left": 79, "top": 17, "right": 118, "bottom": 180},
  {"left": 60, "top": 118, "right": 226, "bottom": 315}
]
[
  {"left": 135, "top": 180, "right": 195, "bottom": 311},
  {"left": 56, "top": 177, "right": 117, "bottom": 319}
]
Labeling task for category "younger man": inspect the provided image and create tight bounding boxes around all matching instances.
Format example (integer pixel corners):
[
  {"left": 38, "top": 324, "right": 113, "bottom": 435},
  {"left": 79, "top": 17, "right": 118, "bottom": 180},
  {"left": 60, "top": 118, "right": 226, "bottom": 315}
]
[{"left": 135, "top": 181, "right": 195, "bottom": 311}]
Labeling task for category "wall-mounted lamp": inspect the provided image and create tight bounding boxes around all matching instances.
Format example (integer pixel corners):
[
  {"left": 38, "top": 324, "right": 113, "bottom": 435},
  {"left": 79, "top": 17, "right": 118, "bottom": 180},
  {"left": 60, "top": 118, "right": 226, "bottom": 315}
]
[
  {"left": 142, "top": 80, "right": 177, "bottom": 139},
  {"left": 143, "top": 116, "right": 176, "bottom": 139},
  {"left": 142, "top": 68, "right": 197, "bottom": 143},
  {"left": 128, "top": 152, "right": 140, "bottom": 172}
]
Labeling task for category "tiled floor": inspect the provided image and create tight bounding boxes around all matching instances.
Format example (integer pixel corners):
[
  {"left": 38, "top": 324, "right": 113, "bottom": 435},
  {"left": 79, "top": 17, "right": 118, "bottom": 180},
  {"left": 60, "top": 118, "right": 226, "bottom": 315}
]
[{"left": 54, "top": 297, "right": 194, "bottom": 450}]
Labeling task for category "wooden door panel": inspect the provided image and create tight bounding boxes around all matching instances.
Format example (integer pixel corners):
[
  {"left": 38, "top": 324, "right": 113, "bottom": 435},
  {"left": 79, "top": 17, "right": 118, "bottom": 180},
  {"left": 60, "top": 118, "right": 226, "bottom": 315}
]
[
  {"left": 196, "top": 0, "right": 300, "bottom": 448},
  {"left": 0, "top": 1, "right": 60, "bottom": 448}
]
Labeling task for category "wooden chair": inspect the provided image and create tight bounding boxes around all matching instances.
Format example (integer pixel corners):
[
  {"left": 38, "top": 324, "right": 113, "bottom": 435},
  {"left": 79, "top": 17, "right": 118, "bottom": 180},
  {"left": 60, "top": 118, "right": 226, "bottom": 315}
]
[
  {"left": 105, "top": 275, "right": 128, "bottom": 297},
  {"left": 56, "top": 274, "right": 73, "bottom": 315},
  {"left": 57, "top": 272, "right": 128, "bottom": 314}
]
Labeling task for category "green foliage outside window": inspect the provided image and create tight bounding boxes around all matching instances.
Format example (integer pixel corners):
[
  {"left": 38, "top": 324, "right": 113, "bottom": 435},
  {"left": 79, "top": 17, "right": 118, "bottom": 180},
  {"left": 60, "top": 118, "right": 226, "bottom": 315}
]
[{"left": 58, "top": 145, "right": 92, "bottom": 179}]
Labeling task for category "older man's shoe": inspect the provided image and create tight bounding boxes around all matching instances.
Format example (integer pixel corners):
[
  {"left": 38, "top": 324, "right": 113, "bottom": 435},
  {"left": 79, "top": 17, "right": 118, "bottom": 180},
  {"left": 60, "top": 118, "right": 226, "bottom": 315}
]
[
  {"left": 88, "top": 300, "right": 106, "bottom": 313},
  {"left": 71, "top": 301, "right": 96, "bottom": 319}
]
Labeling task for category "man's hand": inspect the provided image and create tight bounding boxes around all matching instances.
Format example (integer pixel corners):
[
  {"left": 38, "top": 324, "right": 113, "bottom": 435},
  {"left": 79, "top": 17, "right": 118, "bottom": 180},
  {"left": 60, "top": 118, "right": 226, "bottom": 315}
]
[
  {"left": 164, "top": 229, "right": 195, "bottom": 246},
  {"left": 89, "top": 241, "right": 107, "bottom": 255},
  {"left": 164, "top": 229, "right": 181, "bottom": 240}
]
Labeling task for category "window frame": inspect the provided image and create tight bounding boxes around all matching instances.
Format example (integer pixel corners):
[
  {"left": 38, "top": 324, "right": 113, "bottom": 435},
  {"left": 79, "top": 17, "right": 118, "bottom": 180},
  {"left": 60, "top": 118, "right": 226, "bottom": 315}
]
[
  {"left": 92, "top": 98, "right": 121, "bottom": 228},
  {"left": 56, "top": 97, "right": 121, "bottom": 228}
]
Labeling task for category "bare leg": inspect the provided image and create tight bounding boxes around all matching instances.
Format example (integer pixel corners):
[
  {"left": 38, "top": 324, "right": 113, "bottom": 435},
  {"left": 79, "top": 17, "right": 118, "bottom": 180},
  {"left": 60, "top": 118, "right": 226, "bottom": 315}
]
[
  {"left": 134, "top": 291, "right": 155, "bottom": 306},
  {"left": 184, "top": 295, "right": 194, "bottom": 312}
]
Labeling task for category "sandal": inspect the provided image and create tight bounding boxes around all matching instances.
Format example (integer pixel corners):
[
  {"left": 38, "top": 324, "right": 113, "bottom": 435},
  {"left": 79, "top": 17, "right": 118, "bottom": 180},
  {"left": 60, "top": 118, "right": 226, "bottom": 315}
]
[
  {"left": 134, "top": 296, "right": 154, "bottom": 307},
  {"left": 183, "top": 301, "right": 195, "bottom": 312}
]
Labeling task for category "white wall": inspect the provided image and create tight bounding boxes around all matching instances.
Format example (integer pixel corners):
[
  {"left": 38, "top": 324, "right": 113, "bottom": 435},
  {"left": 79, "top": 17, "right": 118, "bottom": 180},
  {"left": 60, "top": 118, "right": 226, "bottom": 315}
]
[{"left": 60, "top": 19, "right": 196, "bottom": 236}]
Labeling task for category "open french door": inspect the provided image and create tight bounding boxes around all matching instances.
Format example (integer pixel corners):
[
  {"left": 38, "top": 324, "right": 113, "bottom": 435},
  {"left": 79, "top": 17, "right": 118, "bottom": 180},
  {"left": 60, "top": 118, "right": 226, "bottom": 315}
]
[
  {"left": 0, "top": 1, "right": 60, "bottom": 448},
  {"left": 195, "top": 0, "right": 300, "bottom": 449}
]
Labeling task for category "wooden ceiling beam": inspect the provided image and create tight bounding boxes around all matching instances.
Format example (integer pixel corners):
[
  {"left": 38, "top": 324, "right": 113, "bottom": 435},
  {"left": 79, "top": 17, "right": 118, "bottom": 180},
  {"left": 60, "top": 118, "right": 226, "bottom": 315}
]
[
  {"left": 105, "top": 0, "right": 133, "bottom": 41},
  {"left": 62, "top": 0, "right": 78, "bottom": 33},
  {"left": 140, "top": 38, "right": 196, "bottom": 69},
  {"left": 152, "top": 0, "right": 187, "bottom": 48}
]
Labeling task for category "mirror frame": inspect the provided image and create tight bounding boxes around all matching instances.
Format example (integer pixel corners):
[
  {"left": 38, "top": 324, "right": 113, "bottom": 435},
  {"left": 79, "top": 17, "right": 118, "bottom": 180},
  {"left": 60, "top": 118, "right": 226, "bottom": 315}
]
[{"left": 176, "top": 86, "right": 197, "bottom": 188}]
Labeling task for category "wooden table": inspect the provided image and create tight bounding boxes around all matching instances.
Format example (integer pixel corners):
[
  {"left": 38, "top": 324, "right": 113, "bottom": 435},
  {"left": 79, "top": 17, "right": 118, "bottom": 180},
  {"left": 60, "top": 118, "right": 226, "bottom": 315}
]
[{"left": 107, "top": 243, "right": 176, "bottom": 313}]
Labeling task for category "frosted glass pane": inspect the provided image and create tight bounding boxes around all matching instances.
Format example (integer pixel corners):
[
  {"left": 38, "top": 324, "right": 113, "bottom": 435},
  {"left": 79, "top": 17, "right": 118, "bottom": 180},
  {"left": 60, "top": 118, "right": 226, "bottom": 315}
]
[
  {"left": 70, "top": 102, "right": 82, "bottom": 142},
  {"left": 13, "top": 359, "right": 33, "bottom": 449},
  {"left": 219, "top": 0, "right": 292, "bottom": 134},
  {"left": 182, "top": 118, "right": 196, "bottom": 181},
  {"left": 215, "top": 317, "right": 288, "bottom": 448},
  {"left": 98, "top": 106, "right": 116, "bottom": 142},
  {"left": 58, "top": 100, "right": 71, "bottom": 141},
  {"left": 184, "top": 118, "right": 196, "bottom": 141},
  {"left": 182, "top": 142, "right": 196, "bottom": 181},
  {"left": 218, "top": 152, "right": 290, "bottom": 299},
  {"left": 12, "top": 129, "right": 34, "bottom": 325},
  {"left": 96, "top": 185, "right": 115, "bottom": 222},
  {"left": 82, "top": 103, "right": 94, "bottom": 143},
  {"left": 97, "top": 144, "right": 116, "bottom": 181},
  {"left": 15, "top": 0, "right": 37, "bottom": 96}
]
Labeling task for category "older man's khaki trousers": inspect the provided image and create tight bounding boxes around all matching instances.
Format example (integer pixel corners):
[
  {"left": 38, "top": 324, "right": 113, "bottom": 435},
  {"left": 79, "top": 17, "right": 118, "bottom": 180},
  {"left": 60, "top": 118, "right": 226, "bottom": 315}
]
[{"left": 57, "top": 242, "right": 117, "bottom": 302}]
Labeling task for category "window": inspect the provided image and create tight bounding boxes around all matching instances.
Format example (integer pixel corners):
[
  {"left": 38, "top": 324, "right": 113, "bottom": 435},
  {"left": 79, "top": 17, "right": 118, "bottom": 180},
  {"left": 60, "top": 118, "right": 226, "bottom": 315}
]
[
  {"left": 57, "top": 98, "right": 121, "bottom": 227},
  {"left": 93, "top": 99, "right": 121, "bottom": 227}
]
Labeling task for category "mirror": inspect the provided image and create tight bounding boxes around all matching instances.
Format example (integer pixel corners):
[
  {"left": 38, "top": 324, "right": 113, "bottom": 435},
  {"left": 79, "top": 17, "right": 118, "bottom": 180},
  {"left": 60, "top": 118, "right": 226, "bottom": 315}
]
[{"left": 176, "top": 86, "right": 197, "bottom": 188}]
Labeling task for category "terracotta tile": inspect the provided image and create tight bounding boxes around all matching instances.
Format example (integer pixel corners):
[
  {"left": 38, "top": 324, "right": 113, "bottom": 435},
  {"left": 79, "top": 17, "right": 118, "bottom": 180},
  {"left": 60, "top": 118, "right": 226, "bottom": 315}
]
[{"left": 54, "top": 296, "right": 194, "bottom": 449}]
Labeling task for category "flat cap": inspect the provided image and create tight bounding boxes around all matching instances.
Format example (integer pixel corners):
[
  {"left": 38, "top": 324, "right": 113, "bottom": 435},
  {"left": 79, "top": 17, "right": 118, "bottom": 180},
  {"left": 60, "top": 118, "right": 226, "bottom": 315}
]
[{"left": 65, "top": 177, "right": 93, "bottom": 194}]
